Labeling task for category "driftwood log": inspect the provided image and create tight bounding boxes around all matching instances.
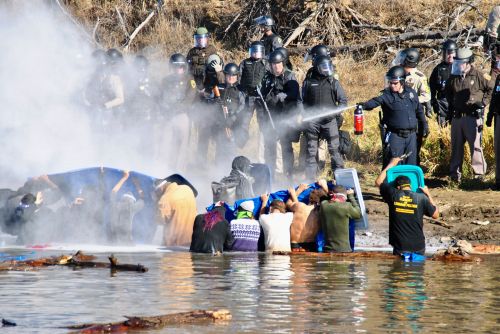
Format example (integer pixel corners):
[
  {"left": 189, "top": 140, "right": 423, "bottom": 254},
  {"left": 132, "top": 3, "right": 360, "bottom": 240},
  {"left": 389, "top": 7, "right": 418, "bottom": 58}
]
[
  {"left": 0, "top": 251, "right": 148, "bottom": 273},
  {"left": 66, "top": 309, "right": 231, "bottom": 333},
  {"left": 273, "top": 250, "right": 487, "bottom": 262}
]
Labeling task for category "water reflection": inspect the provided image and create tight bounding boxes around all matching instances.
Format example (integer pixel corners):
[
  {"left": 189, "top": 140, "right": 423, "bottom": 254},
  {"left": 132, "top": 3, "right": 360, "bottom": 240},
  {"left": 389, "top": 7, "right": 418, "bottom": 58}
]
[
  {"left": 383, "top": 261, "right": 427, "bottom": 333},
  {"left": 0, "top": 251, "right": 497, "bottom": 333}
]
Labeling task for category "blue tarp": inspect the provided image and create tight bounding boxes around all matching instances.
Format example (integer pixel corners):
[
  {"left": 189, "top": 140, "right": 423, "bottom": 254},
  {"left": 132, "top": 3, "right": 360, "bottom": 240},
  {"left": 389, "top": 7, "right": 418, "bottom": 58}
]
[{"left": 47, "top": 167, "right": 158, "bottom": 243}]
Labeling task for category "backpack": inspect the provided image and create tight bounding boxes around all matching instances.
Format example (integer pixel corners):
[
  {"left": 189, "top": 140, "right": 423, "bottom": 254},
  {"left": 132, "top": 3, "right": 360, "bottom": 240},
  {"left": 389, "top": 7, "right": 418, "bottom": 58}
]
[{"left": 339, "top": 130, "right": 352, "bottom": 156}]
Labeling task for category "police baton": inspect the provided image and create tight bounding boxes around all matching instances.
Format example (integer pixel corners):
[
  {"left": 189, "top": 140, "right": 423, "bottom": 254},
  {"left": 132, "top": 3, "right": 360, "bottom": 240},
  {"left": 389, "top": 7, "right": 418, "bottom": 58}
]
[{"left": 256, "top": 86, "right": 276, "bottom": 130}]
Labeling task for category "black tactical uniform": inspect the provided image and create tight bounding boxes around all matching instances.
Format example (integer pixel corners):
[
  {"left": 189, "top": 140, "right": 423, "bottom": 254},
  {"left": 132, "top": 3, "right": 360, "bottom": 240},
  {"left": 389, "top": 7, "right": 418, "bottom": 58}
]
[
  {"left": 430, "top": 40, "right": 457, "bottom": 127},
  {"left": 362, "top": 86, "right": 427, "bottom": 167},
  {"left": 302, "top": 64, "right": 347, "bottom": 178},
  {"left": 260, "top": 68, "right": 302, "bottom": 176},
  {"left": 261, "top": 33, "right": 283, "bottom": 55},
  {"left": 186, "top": 44, "right": 217, "bottom": 89},
  {"left": 211, "top": 82, "right": 246, "bottom": 161},
  {"left": 430, "top": 62, "right": 453, "bottom": 127},
  {"left": 238, "top": 56, "right": 268, "bottom": 145}
]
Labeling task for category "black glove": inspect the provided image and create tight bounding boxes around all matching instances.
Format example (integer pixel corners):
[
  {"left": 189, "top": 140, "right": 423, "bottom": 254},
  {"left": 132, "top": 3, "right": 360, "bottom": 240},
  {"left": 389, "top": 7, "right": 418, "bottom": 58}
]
[
  {"left": 486, "top": 117, "right": 493, "bottom": 127},
  {"left": 422, "top": 125, "right": 430, "bottom": 138},
  {"left": 424, "top": 102, "right": 433, "bottom": 118}
]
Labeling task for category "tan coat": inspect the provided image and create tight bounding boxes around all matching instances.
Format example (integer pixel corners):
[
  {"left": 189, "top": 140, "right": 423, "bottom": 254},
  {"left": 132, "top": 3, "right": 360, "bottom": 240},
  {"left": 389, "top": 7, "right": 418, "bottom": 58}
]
[{"left": 157, "top": 182, "right": 197, "bottom": 246}]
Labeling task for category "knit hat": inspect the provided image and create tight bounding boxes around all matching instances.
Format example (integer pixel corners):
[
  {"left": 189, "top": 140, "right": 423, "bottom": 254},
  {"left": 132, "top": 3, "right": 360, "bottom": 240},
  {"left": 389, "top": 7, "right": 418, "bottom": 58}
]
[{"left": 239, "top": 200, "right": 255, "bottom": 212}]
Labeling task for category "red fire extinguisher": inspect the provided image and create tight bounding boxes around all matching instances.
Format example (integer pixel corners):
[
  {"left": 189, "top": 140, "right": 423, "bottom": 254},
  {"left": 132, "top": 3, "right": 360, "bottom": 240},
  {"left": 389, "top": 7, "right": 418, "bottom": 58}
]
[{"left": 354, "top": 104, "right": 364, "bottom": 135}]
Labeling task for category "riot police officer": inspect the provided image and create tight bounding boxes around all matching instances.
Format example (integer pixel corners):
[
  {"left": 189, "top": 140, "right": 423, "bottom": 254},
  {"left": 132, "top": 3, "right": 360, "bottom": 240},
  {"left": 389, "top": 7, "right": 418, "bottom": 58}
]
[
  {"left": 127, "top": 55, "right": 158, "bottom": 126},
  {"left": 304, "top": 45, "right": 339, "bottom": 80},
  {"left": 158, "top": 53, "right": 196, "bottom": 172},
  {"left": 260, "top": 50, "right": 302, "bottom": 177},
  {"left": 430, "top": 40, "right": 457, "bottom": 127},
  {"left": 211, "top": 63, "right": 246, "bottom": 161},
  {"left": 401, "top": 48, "right": 432, "bottom": 166},
  {"left": 302, "top": 55, "right": 347, "bottom": 178},
  {"left": 125, "top": 55, "right": 159, "bottom": 155},
  {"left": 275, "top": 46, "right": 293, "bottom": 70},
  {"left": 486, "top": 43, "right": 500, "bottom": 189},
  {"left": 186, "top": 27, "right": 217, "bottom": 89},
  {"left": 446, "top": 48, "right": 492, "bottom": 182},
  {"left": 238, "top": 41, "right": 268, "bottom": 146},
  {"left": 101, "top": 48, "right": 125, "bottom": 130},
  {"left": 255, "top": 15, "right": 283, "bottom": 55},
  {"left": 360, "top": 66, "right": 428, "bottom": 167},
  {"left": 195, "top": 54, "right": 226, "bottom": 164}
]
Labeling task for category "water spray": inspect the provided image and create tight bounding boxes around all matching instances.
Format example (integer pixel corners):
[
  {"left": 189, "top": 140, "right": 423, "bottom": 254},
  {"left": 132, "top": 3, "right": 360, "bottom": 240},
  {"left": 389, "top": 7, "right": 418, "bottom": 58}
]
[{"left": 301, "top": 105, "right": 357, "bottom": 122}]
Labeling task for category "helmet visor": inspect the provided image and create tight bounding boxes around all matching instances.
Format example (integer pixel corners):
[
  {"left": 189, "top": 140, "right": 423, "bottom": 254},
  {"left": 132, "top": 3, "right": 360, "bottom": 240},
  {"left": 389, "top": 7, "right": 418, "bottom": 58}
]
[
  {"left": 249, "top": 45, "right": 265, "bottom": 59},
  {"left": 451, "top": 59, "right": 468, "bottom": 75},
  {"left": 391, "top": 51, "right": 406, "bottom": 66},
  {"left": 194, "top": 34, "right": 208, "bottom": 48},
  {"left": 318, "top": 61, "right": 334, "bottom": 76}
]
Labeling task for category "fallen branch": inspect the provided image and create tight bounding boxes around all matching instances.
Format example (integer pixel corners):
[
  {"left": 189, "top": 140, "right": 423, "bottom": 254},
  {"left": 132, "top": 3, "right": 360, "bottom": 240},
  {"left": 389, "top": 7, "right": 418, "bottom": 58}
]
[
  {"left": 66, "top": 309, "right": 231, "bottom": 332},
  {"left": 124, "top": 10, "right": 156, "bottom": 52},
  {"left": 92, "top": 18, "right": 100, "bottom": 46},
  {"left": 0, "top": 251, "right": 147, "bottom": 273},
  {"left": 273, "top": 251, "right": 398, "bottom": 259},
  {"left": 424, "top": 216, "right": 452, "bottom": 229},
  {"left": 352, "top": 23, "right": 405, "bottom": 33},
  {"left": 287, "top": 26, "right": 482, "bottom": 55},
  {"left": 115, "top": 6, "right": 129, "bottom": 38},
  {"left": 283, "top": 2, "right": 326, "bottom": 47},
  {"left": 54, "top": 0, "right": 102, "bottom": 48}
]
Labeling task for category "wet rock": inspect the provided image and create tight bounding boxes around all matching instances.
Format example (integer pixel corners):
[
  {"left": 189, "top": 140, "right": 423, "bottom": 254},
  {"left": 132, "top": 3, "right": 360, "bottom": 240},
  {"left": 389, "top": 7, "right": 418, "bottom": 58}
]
[
  {"left": 471, "top": 220, "right": 490, "bottom": 226},
  {"left": 2, "top": 319, "right": 16, "bottom": 327},
  {"left": 440, "top": 236, "right": 452, "bottom": 243}
]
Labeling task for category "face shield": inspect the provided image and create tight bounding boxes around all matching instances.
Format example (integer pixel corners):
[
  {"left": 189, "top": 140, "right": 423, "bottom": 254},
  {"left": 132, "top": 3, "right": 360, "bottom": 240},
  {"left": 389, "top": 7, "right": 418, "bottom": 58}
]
[
  {"left": 194, "top": 34, "right": 209, "bottom": 48},
  {"left": 249, "top": 44, "right": 265, "bottom": 59},
  {"left": 304, "top": 50, "right": 312, "bottom": 63},
  {"left": 391, "top": 51, "right": 406, "bottom": 66},
  {"left": 451, "top": 59, "right": 469, "bottom": 75},
  {"left": 317, "top": 61, "right": 334, "bottom": 77}
]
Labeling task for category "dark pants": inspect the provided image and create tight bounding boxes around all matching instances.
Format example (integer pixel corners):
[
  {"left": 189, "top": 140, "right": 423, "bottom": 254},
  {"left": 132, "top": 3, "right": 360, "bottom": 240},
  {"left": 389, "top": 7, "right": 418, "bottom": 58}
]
[
  {"left": 304, "top": 119, "right": 344, "bottom": 179},
  {"left": 383, "top": 131, "right": 417, "bottom": 168},
  {"left": 416, "top": 130, "right": 423, "bottom": 166}
]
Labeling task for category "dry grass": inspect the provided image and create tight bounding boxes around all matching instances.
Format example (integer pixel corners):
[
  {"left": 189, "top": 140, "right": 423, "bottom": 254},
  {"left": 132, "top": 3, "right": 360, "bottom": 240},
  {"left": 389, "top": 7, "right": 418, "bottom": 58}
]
[{"left": 63, "top": 0, "right": 497, "bottom": 179}]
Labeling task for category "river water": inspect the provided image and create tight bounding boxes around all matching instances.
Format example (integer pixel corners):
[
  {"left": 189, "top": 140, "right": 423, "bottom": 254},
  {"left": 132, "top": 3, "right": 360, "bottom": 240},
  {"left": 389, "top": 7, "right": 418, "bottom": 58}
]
[{"left": 0, "top": 249, "right": 498, "bottom": 333}]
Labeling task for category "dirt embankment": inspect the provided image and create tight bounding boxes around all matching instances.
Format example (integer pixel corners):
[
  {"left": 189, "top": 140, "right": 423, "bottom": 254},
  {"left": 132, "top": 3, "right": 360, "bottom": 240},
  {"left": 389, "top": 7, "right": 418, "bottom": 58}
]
[{"left": 356, "top": 180, "right": 500, "bottom": 248}]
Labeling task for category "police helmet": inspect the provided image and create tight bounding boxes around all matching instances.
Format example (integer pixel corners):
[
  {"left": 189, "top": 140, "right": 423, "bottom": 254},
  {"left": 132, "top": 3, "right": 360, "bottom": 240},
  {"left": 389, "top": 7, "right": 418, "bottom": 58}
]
[
  {"left": 268, "top": 50, "right": 285, "bottom": 64},
  {"left": 194, "top": 27, "right": 210, "bottom": 48},
  {"left": 308, "top": 44, "right": 330, "bottom": 62},
  {"left": 442, "top": 40, "right": 458, "bottom": 53},
  {"left": 91, "top": 49, "right": 108, "bottom": 66},
  {"left": 106, "top": 48, "right": 123, "bottom": 64},
  {"left": 402, "top": 48, "right": 419, "bottom": 68},
  {"left": 169, "top": 53, "right": 187, "bottom": 69},
  {"left": 134, "top": 55, "right": 149, "bottom": 71},
  {"left": 275, "top": 47, "right": 289, "bottom": 60},
  {"left": 249, "top": 41, "right": 265, "bottom": 59},
  {"left": 223, "top": 63, "right": 239, "bottom": 76},
  {"left": 455, "top": 47, "right": 474, "bottom": 63},
  {"left": 255, "top": 15, "right": 275, "bottom": 27},
  {"left": 386, "top": 65, "right": 406, "bottom": 82},
  {"left": 315, "top": 55, "right": 334, "bottom": 77}
]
